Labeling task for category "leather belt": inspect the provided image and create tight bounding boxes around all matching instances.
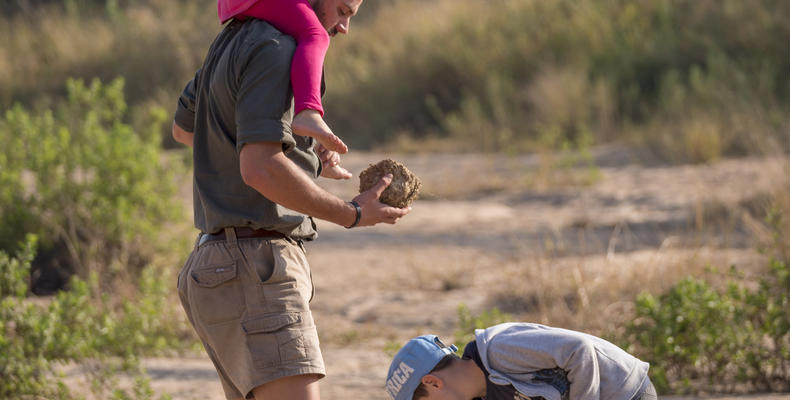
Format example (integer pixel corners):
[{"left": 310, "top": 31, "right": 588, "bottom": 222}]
[{"left": 198, "top": 227, "right": 285, "bottom": 246}]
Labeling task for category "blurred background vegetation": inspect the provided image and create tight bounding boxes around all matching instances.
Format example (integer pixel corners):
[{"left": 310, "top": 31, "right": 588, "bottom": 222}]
[
  {"left": 2, "top": 0, "right": 789, "bottom": 160},
  {"left": 1, "top": 0, "right": 789, "bottom": 397}
]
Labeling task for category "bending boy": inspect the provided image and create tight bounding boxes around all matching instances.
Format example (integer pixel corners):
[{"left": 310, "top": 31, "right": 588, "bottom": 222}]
[{"left": 386, "top": 322, "right": 657, "bottom": 400}]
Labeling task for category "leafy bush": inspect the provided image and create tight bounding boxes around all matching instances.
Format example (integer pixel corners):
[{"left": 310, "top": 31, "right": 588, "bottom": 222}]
[
  {"left": 0, "top": 77, "right": 180, "bottom": 290},
  {"left": 1, "top": 235, "right": 187, "bottom": 399},
  {"left": 624, "top": 261, "right": 790, "bottom": 394},
  {"left": 614, "top": 170, "right": 790, "bottom": 394}
]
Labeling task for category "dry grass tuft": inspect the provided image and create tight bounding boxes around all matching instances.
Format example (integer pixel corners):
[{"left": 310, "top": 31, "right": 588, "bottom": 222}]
[{"left": 484, "top": 246, "right": 768, "bottom": 336}]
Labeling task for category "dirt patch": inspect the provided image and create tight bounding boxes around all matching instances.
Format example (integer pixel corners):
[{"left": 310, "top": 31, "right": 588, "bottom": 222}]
[{"left": 136, "top": 151, "right": 789, "bottom": 399}]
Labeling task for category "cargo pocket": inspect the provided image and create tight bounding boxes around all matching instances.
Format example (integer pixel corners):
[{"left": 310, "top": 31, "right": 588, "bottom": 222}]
[
  {"left": 242, "top": 312, "right": 307, "bottom": 369},
  {"left": 189, "top": 263, "right": 243, "bottom": 325}
]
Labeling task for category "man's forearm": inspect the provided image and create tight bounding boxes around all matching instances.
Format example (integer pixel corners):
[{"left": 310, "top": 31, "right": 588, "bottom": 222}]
[{"left": 240, "top": 142, "right": 357, "bottom": 227}]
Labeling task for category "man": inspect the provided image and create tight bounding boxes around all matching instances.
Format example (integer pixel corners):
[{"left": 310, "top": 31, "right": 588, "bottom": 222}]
[
  {"left": 386, "top": 322, "right": 657, "bottom": 400},
  {"left": 172, "top": 1, "right": 409, "bottom": 399}
]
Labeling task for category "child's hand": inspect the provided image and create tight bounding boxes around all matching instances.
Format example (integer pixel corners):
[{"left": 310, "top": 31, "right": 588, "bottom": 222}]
[{"left": 316, "top": 144, "right": 352, "bottom": 180}]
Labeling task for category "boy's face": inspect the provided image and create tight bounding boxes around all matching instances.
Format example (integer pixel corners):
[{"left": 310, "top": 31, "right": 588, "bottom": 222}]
[
  {"left": 419, "top": 369, "right": 483, "bottom": 400},
  {"left": 312, "top": 0, "right": 363, "bottom": 36},
  {"left": 419, "top": 384, "right": 469, "bottom": 400}
]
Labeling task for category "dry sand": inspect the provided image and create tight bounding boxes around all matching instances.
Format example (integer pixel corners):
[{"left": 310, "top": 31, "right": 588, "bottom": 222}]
[{"left": 84, "top": 150, "right": 790, "bottom": 399}]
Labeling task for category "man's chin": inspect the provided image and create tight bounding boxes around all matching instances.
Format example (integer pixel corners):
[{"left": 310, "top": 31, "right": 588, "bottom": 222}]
[{"left": 328, "top": 28, "right": 338, "bottom": 37}]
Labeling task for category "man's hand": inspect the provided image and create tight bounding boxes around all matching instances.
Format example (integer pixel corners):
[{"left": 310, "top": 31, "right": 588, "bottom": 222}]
[
  {"left": 352, "top": 173, "right": 411, "bottom": 226},
  {"left": 316, "top": 144, "right": 352, "bottom": 180},
  {"left": 239, "top": 142, "right": 409, "bottom": 228}
]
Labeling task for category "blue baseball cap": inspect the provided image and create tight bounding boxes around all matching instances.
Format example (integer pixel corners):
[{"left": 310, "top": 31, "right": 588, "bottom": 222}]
[{"left": 385, "top": 335, "right": 458, "bottom": 400}]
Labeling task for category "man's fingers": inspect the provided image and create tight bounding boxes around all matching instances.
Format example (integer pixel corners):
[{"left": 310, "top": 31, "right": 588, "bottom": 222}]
[
  {"left": 371, "top": 173, "right": 393, "bottom": 198},
  {"left": 353, "top": 180, "right": 411, "bottom": 227},
  {"left": 385, "top": 210, "right": 408, "bottom": 224},
  {"left": 383, "top": 205, "right": 411, "bottom": 223}
]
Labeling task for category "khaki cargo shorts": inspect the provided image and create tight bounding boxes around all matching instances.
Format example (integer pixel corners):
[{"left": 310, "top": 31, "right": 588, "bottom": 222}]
[{"left": 177, "top": 227, "right": 325, "bottom": 399}]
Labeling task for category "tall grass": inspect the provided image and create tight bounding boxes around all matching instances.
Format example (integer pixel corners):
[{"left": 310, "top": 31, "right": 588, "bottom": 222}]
[
  {"left": 325, "top": 0, "right": 790, "bottom": 159},
  {"left": 0, "top": 0, "right": 218, "bottom": 146},
  {"left": 2, "top": 0, "right": 787, "bottom": 160}
]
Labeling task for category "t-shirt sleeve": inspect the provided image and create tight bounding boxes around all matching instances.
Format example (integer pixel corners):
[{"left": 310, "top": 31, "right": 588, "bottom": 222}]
[
  {"left": 235, "top": 36, "right": 297, "bottom": 154},
  {"left": 174, "top": 70, "right": 199, "bottom": 132}
]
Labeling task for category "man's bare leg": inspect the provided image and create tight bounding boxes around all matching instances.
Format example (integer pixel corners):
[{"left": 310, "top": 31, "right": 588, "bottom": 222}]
[{"left": 251, "top": 374, "right": 322, "bottom": 400}]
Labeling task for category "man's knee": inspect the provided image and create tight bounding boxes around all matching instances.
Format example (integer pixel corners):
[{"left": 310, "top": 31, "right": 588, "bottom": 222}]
[{"left": 251, "top": 374, "right": 322, "bottom": 400}]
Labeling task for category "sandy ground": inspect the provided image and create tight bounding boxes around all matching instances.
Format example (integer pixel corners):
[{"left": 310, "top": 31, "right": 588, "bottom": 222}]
[
  {"left": 138, "top": 356, "right": 790, "bottom": 400},
  {"left": 74, "top": 149, "right": 790, "bottom": 399}
]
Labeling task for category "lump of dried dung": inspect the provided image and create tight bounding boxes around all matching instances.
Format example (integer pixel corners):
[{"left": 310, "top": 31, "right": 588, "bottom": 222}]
[{"left": 358, "top": 159, "right": 422, "bottom": 208}]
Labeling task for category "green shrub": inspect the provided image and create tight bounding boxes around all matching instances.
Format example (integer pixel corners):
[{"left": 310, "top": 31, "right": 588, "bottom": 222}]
[
  {"left": 0, "top": 77, "right": 180, "bottom": 288},
  {"left": 620, "top": 181, "right": 790, "bottom": 394},
  {"left": 624, "top": 262, "right": 790, "bottom": 394},
  {"left": 0, "top": 235, "right": 36, "bottom": 299},
  {"left": 1, "top": 236, "right": 187, "bottom": 399}
]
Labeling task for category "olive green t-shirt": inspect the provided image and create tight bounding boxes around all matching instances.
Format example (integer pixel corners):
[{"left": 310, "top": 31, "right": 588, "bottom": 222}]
[{"left": 174, "top": 19, "right": 320, "bottom": 240}]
